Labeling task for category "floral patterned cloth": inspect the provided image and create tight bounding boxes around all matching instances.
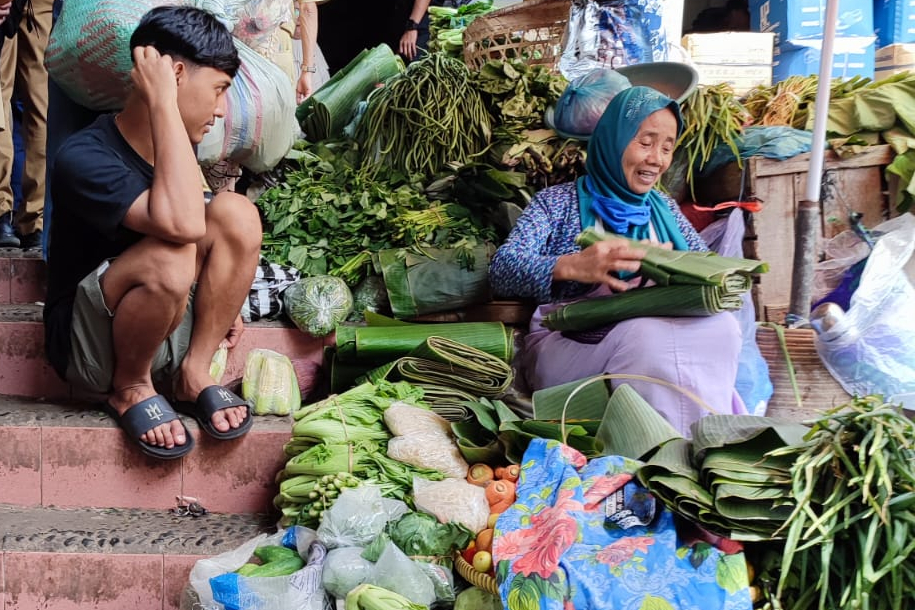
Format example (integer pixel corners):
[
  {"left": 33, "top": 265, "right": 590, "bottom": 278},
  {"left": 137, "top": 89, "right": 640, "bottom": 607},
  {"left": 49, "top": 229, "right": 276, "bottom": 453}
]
[{"left": 493, "top": 439, "right": 752, "bottom": 610}]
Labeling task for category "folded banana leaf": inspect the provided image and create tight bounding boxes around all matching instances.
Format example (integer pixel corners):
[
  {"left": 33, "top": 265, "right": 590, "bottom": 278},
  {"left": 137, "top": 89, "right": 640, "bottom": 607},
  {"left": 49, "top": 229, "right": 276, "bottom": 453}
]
[
  {"left": 360, "top": 337, "right": 513, "bottom": 397},
  {"left": 531, "top": 375, "right": 611, "bottom": 421},
  {"left": 542, "top": 284, "right": 744, "bottom": 332},
  {"left": 335, "top": 320, "right": 513, "bottom": 364},
  {"left": 297, "top": 44, "right": 403, "bottom": 141},
  {"left": 576, "top": 228, "right": 769, "bottom": 289},
  {"left": 376, "top": 244, "right": 495, "bottom": 318},
  {"left": 596, "top": 384, "right": 683, "bottom": 460},
  {"left": 412, "top": 384, "right": 479, "bottom": 421},
  {"left": 690, "top": 415, "right": 810, "bottom": 463}
]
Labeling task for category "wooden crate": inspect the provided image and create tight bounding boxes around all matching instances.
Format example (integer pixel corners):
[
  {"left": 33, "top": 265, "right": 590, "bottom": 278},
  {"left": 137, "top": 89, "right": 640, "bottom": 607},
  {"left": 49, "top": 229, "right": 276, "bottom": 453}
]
[{"left": 696, "top": 146, "right": 896, "bottom": 322}]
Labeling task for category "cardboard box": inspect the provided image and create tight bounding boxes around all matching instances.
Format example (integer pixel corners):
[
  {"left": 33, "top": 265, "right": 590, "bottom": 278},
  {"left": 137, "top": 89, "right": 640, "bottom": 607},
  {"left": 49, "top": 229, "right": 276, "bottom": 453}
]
[
  {"left": 773, "top": 37, "right": 876, "bottom": 80},
  {"left": 750, "top": 0, "right": 873, "bottom": 45},
  {"left": 682, "top": 32, "right": 775, "bottom": 94},
  {"left": 875, "top": 43, "right": 915, "bottom": 78},
  {"left": 875, "top": 0, "right": 915, "bottom": 47}
]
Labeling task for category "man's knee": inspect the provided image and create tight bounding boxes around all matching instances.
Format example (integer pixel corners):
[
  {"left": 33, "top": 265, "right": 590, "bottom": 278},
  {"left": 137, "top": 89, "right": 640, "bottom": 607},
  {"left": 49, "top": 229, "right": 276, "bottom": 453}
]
[
  {"left": 206, "top": 192, "right": 262, "bottom": 253},
  {"left": 107, "top": 241, "right": 197, "bottom": 305}
]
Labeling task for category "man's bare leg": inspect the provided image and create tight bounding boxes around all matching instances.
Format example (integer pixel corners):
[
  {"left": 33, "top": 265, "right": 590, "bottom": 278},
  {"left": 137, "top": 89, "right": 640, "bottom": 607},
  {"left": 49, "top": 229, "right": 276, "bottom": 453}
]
[
  {"left": 173, "top": 192, "right": 261, "bottom": 432},
  {"left": 101, "top": 237, "right": 198, "bottom": 448}
]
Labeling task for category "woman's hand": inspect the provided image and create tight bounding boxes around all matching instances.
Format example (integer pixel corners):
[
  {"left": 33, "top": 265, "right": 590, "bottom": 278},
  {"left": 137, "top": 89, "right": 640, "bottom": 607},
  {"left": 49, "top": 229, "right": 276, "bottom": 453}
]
[
  {"left": 296, "top": 71, "right": 313, "bottom": 104},
  {"left": 553, "top": 237, "right": 646, "bottom": 292}
]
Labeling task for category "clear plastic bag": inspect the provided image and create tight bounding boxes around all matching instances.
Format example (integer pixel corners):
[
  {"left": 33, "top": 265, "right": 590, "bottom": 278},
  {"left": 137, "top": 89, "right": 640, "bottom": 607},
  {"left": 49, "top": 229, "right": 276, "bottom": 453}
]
[
  {"left": 559, "top": 0, "right": 667, "bottom": 81},
  {"left": 321, "top": 547, "right": 376, "bottom": 600},
  {"left": 188, "top": 526, "right": 328, "bottom": 610},
  {"left": 372, "top": 541, "right": 436, "bottom": 607},
  {"left": 384, "top": 402, "right": 453, "bottom": 437},
  {"left": 242, "top": 349, "right": 301, "bottom": 416},
  {"left": 815, "top": 214, "right": 915, "bottom": 405},
  {"left": 412, "top": 477, "right": 489, "bottom": 533},
  {"left": 700, "top": 210, "right": 773, "bottom": 416},
  {"left": 387, "top": 433, "right": 469, "bottom": 480},
  {"left": 316, "top": 486, "right": 409, "bottom": 550}
]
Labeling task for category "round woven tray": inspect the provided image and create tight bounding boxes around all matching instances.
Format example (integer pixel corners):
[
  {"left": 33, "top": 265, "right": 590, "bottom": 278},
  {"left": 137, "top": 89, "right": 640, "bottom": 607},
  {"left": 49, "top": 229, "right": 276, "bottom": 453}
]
[
  {"left": 454, "top": 552, "right": 499, "bottom": 595},
  {"left": 462, "top": 0, "right": 569, "bottom": 72}
]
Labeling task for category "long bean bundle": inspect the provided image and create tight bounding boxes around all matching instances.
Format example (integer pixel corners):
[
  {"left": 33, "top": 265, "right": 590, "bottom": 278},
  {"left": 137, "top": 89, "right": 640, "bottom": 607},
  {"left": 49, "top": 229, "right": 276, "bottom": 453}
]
[
  {"left": 355, "top": 53, "right": 492, "bottom": 179},
  {"left": 768, "top": 396, "right": 915, "bottom": 610}
]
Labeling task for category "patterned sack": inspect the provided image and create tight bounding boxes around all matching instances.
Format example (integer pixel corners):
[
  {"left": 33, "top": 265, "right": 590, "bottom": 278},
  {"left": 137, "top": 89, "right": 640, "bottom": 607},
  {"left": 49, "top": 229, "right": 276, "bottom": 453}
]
[
  {"left": 241, "top": 256, "right": 301, "bottom": 323},
  {"left": 45, "top": 0, "right": 175, "bottom": 111}
]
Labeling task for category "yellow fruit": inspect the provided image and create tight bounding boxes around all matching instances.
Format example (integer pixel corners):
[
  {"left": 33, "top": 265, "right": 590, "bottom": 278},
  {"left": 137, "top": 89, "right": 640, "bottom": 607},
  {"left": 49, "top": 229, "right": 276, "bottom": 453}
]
[
  {"left": 476, "top": 528, "right": 494, "bottom": 554},
  {"left": 472, "top": 550, "right": 493, "bottom": 573},
  {"left": 487, "top": 513, "right": 499, "bottom": 529}
]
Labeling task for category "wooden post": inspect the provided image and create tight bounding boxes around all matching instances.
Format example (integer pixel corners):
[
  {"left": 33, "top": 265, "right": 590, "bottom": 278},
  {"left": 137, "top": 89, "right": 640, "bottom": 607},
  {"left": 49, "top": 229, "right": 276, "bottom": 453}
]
[{"left": 789, "top": 198, "right": 820, "bottom": 319}]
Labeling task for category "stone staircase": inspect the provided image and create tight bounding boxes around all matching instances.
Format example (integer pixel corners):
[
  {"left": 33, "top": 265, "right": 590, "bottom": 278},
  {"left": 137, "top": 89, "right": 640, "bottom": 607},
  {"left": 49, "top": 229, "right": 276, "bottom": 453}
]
[{"left": 0, "top": 247, "right": 328, "bottom": 610}]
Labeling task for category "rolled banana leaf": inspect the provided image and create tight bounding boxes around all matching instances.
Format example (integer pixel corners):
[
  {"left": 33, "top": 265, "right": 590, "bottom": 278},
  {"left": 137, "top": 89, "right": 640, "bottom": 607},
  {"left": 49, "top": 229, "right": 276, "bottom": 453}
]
[
  {"left": 543, "top": 284, "right": 744, "bottom": 332},
  {"left": 297, "top": 44, "right": 404, "bottom": 141},
  {"left": 335, "top": 320, "right": 513, "bottom": 364},
  {"left": 413, "top": 383, "right": 478, "bottom": 421}
]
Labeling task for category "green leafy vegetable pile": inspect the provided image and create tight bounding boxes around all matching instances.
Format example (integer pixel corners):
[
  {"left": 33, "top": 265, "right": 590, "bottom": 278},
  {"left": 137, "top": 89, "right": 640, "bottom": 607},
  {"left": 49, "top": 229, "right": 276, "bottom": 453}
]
[{"left": 257, "top": 142, "right": 498, "bottom": 285}]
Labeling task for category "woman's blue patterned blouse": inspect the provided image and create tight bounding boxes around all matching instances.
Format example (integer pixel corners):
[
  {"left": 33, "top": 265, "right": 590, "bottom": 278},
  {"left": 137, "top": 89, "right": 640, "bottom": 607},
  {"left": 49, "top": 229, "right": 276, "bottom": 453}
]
[{"left": 489, "top": 182, "right": 707, "bottom": 304}]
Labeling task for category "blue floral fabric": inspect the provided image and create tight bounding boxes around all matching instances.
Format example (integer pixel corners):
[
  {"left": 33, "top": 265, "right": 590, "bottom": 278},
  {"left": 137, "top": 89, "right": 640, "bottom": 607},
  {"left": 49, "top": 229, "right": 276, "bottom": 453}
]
[
  {"left": 489, "top": 182, "right": 706, "bottom": 303},
  {"left": 493, "top": 439, "right": 752, "bottom": 610}
]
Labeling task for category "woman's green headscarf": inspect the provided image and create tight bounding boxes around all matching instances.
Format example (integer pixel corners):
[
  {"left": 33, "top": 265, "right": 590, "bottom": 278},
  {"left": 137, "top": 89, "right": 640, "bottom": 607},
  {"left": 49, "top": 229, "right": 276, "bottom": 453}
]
[{"left": 577, "top": 85, "right": 688, "bottom": 251}]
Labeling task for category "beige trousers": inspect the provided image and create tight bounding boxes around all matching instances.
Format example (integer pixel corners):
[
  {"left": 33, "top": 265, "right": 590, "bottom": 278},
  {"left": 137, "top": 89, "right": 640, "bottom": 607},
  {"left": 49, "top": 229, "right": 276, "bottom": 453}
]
[{"left": 0, "top": 0, "right": 54, "bottom": 234}]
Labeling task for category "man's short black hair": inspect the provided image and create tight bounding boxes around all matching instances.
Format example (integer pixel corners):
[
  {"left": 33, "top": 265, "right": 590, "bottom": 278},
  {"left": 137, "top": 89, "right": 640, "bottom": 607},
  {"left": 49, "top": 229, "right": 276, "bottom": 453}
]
[{"left": 130, "top": 6, "right": 240, "bottom": 79}]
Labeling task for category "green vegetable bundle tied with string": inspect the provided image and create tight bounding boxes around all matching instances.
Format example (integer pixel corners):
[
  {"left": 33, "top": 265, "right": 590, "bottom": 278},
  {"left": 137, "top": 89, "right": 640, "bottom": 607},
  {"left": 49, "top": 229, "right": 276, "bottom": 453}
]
[{"left": 355, "top": 53, "right": 492, "bottom": 179}]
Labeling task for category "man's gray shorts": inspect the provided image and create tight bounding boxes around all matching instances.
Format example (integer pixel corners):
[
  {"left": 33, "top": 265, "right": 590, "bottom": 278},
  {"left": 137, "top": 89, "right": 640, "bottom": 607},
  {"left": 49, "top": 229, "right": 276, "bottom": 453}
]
[{"left": 66, "top": 260, "right": 195, "bottom": 394}]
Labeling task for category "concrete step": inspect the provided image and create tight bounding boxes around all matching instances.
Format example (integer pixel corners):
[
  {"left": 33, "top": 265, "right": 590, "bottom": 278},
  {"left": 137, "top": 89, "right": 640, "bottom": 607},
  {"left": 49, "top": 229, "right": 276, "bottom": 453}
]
[
  {"left": 0, "top": 247, "right": 46, "bottom": 306},
  {"left": 0, "top": 396, "right": 295, "bottom": 514},
  {"left": 0, "top": 303, "right": 330, "bottom": 401},
  {"left": 0, "top": 503, "right": 272, "bottom": 610}
]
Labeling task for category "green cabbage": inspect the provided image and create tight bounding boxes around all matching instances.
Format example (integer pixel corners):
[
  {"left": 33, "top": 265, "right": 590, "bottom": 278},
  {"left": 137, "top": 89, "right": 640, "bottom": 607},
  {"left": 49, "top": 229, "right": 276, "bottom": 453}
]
[{"left": 283, "top": 275, "right": 354, "bottom": 337}]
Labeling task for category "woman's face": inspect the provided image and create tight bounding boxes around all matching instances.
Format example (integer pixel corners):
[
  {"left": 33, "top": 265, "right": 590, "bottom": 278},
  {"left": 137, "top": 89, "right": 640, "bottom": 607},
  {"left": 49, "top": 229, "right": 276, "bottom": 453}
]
[{"left": 620, "top": 108, "right": 678, "bottom": 195}]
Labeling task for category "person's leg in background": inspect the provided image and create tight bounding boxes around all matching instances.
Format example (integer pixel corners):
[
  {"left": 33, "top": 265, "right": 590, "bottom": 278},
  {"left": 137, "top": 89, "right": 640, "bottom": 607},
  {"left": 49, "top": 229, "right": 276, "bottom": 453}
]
[
  {"left": 0, "top": 25, "right": 17, "bottom": 248},
  {"left": 10, "top": 0, "right": 54, "bottom": 250}
]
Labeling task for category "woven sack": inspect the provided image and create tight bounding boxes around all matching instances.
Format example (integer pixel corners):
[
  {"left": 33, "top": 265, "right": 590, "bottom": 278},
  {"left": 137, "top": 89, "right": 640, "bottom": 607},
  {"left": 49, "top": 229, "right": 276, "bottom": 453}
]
[
  {"left": 196, "top": 38, "right": 298, "bottom": 172},
  {"left": 45, "top": 0, "right": 179, "bottom": 111}
]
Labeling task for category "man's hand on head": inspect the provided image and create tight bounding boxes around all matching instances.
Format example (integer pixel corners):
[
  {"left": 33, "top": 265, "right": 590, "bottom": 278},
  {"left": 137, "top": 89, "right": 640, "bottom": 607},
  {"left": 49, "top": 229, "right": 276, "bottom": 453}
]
[{"left": 130, "top": 45, "right": 180, "bottom": 111}]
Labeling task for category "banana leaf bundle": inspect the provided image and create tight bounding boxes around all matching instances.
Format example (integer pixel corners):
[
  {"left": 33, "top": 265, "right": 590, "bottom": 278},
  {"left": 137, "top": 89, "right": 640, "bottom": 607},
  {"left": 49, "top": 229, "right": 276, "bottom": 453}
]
[
  {"left": 296, "top": 44, "right": 403, "bottom": 142},
  {"left": 361, "top": 336, "right": 513, "bottom": 398},
  {"left": 638, "top": 413, "right": 810, "bottom": 541},
  {"left": 412, "top": 383, "right": 479, "bottom": 421},
  {"left": 543, "top": 284, "right": 743, "bottom": 331},
  {"left": 543, "top": 229, "right": 769, "bottom": 331},
  {"left": 335, "top": 319, "right": 513, "bottom": 364},
  {"left": 577, "top": 228, "right": 769, "bottom": 289}
]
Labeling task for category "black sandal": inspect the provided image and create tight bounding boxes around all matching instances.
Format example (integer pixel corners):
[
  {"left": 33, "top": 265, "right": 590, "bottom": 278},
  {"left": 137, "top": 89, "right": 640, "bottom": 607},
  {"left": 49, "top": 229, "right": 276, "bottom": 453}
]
[
  {"left": 103, "top": 395, "right": 195, "bottom": 460},
  {"left": 173, "top": 385, "right": 253, "bottom": 440}
]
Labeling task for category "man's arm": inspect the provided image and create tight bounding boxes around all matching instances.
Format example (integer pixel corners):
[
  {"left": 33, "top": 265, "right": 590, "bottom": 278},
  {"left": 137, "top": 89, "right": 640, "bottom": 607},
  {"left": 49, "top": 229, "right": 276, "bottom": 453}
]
[
  {"left": 122, "top": 46, "right": 207, "bottom": 244},
  {"left": 399, "top": 0, "right": 432, "bottom": 61}
]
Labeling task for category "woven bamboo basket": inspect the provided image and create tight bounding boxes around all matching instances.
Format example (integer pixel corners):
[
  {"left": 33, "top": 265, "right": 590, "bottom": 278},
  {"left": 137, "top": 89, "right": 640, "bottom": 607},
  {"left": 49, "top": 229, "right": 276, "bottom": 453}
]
[
  {"left": 756, "top": 326, "right": 851, "bottom": 422},
  {"left": 462, "top": 0, "right": 570, "bottom": 72},
  {"left": 455, "top": 552, "right": 500, "bottom": 595}
]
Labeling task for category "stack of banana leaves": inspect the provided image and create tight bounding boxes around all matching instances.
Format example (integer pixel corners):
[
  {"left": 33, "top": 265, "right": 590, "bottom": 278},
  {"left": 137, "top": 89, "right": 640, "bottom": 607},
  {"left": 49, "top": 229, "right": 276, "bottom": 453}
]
[
  {"left": 274, "top": 381, "right": 445, "bottom": 529},
  {"left": 637, "top": 414, "right": 810, "bottom": 541},
  {"left": 542, "top": 229, "right": 769, "bottom": 331},
  {"left": 330, "top": 314, "right": 515, "bottom": 420}
]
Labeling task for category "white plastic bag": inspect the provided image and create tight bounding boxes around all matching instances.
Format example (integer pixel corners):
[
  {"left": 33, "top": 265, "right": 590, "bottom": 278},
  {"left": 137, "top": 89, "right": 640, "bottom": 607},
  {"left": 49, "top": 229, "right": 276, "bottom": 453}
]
[
  {"left": 188, "top": 526, "right": 328, "bottom": 610},
  {"left": 815, "top": 214, "right": 915, "bottom": 405},
  {"left": 321, "top": 547, "right": 376, "bottom": 600},
  {"left": 196, "top": 38, "right": 298, "bottom": 173},
  {"left": 373, "top": 542, "right": 436, "bottom": 607}
]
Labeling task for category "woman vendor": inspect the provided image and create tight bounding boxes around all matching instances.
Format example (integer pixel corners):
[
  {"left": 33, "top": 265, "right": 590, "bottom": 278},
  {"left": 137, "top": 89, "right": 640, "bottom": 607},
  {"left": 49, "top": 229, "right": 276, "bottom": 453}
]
[{"left": 489, "top": 86, "right": 747, "bottom": 434}]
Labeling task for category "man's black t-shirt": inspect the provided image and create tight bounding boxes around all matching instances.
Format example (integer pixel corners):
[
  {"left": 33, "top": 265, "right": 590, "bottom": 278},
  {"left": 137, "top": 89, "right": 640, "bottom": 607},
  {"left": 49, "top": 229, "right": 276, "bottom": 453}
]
[{"left": 44, "top": 114, "right": 154, "bottom": 378}]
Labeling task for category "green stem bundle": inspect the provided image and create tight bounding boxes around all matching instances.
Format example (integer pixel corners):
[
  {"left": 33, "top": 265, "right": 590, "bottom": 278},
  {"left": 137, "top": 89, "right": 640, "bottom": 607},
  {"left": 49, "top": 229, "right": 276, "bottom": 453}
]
[{"left": 768, "top": 396, "right": 915, "bottom": 610}]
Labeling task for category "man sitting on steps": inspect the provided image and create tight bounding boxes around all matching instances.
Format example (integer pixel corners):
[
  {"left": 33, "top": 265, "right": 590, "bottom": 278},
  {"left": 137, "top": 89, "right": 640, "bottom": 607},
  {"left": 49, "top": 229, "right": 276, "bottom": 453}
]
[{"left": 43, "top": 6, "right": 262, "bottom": 460}]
